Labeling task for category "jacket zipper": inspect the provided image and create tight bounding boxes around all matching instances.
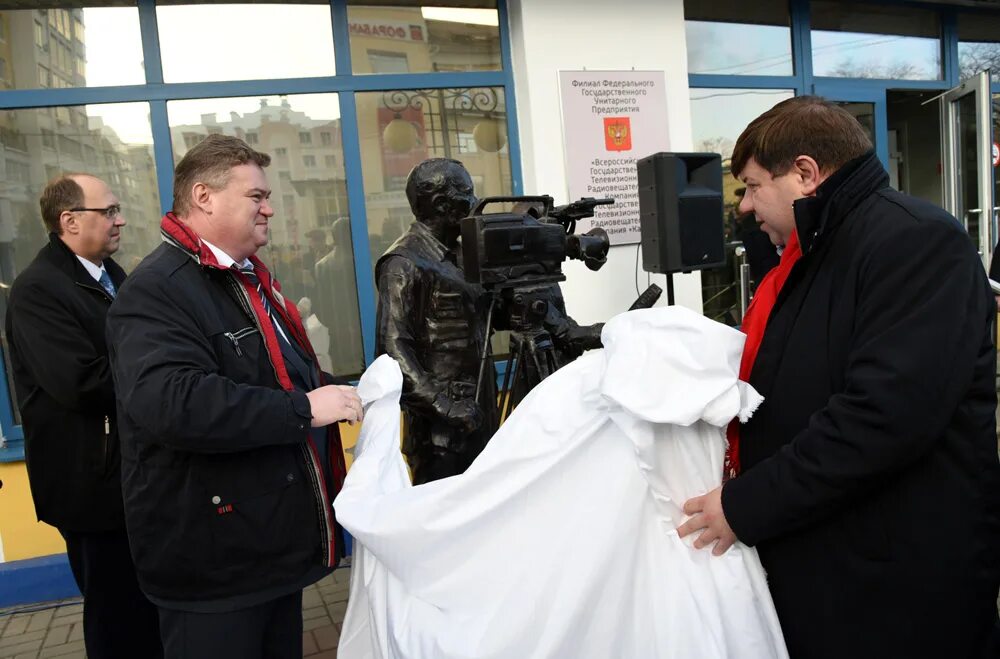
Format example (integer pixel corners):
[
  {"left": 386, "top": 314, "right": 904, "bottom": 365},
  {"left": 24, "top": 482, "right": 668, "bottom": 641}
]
[
  {"left": 225, "top": 275, "right": 279, "bottom": 379},
  {"left": 223, "top": 327, "right": 259, "bottom": 357},
  {"left": 74, "top": 280, "right": 112, "bottom": 303},
  {"left": 74, "top": 281, "right": 114, "bottom": 472},
  {"left": 299, "top": 442, "right": 335, "bottom": 566},
  {"left": 102, "top": 415, "right": 110, "bottom": 473}
]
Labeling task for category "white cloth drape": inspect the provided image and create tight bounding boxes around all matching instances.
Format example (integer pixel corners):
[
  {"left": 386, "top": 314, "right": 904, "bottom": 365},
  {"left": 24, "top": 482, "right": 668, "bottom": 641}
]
[{"left": 335, "top": 306, "right": 788, "bottom": 659}]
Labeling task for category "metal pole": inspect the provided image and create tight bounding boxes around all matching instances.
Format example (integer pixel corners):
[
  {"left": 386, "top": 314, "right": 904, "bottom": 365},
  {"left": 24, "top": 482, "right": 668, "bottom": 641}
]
[{"left": 736, "top": 245, "right": 750, "bottom": 321}]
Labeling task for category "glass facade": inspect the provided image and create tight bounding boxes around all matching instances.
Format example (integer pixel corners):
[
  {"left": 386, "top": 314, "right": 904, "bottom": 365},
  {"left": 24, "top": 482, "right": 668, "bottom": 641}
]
[
  {"left": 684, "top": 0, "right": 793, "bottom": 76},
  {"left": 957, "top": 13, "right": 1000, "bottom": 84},
  {"left": 1, "top": 6, "right": 145, "bottom": 90},
  {"left": 0, "top": 1, "right": 511, "bottom": 453},
  {"left": 157, "top": 4, "right": 337, "bottom": 83},
  {"left": 810, "top": 1, "right": 941, "bottom": 80},
  {"left": 356, "top": 87, "right": 511, "bottom": 270},
  {"left": 348, "top": 5, "right": 501, "bottom": 74}
]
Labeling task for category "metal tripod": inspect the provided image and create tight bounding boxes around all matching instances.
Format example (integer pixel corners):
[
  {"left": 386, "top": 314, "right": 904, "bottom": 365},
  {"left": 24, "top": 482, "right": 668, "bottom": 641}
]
[{"left": 474, "top": 285, "right": 563, "bottom": 423}]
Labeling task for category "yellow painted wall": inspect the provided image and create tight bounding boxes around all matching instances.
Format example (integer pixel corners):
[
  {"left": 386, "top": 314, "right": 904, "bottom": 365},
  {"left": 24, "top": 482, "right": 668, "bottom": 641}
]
[
  {"left": 0, "top": 421, "right": 363, "bottom": 563},
  {"left": 0, "top": 462, "right": 66, "bottom": 562},
  {"left": 339, "top": 420, "right": 360, "bottom": 470}
]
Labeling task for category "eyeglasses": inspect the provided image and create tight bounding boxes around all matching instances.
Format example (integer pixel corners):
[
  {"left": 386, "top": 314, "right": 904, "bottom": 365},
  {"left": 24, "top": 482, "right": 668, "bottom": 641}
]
[{"left": 70, "top": 204, "right": 122, "bottom": 220}]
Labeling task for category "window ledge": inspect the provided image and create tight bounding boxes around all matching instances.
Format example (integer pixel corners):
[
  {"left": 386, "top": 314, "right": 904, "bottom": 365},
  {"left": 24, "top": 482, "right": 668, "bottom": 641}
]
[{"left": 0, "top": 438, "right": 24, "bottom": 463}]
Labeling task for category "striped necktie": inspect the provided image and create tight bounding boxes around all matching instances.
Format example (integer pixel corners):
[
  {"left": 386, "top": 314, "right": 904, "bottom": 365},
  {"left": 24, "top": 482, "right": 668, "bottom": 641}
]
[{"left": 237, "top": 266, "right": 292, "bottom": 346}]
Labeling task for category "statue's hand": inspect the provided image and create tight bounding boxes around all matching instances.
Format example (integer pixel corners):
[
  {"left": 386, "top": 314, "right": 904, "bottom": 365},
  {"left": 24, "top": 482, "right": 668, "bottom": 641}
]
[{"left": 447, "top": 398, "right": 484, "bottom": 434}]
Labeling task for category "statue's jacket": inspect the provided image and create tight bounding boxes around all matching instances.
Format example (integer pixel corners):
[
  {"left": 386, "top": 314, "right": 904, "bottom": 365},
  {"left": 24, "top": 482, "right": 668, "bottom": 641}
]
[{"left": 375, "top": 221, "right": 499, "bottom": 454}]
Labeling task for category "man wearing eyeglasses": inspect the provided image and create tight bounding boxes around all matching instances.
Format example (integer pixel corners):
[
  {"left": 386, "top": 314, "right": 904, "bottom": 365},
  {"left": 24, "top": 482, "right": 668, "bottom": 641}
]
[{"left": 6, "top": 174, "right": 162, "bottom": 658}]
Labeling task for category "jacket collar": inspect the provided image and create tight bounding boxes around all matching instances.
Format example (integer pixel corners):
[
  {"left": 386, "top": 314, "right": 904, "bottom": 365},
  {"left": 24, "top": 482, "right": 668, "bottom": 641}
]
[
  {"left": 42, "top": 232, "right": 125, "bottom": 289},
  {"left": 160, "top": 212, "right": 274, "bottom": 283},
  {"left": 792, "top": 150, "right": 889, "bottom": 254}
]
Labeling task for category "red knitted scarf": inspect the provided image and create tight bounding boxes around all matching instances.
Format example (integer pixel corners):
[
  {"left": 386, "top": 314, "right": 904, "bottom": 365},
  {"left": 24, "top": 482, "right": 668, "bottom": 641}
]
[{"left": 724, "top": 230, "right": 802, "bottom": 480}]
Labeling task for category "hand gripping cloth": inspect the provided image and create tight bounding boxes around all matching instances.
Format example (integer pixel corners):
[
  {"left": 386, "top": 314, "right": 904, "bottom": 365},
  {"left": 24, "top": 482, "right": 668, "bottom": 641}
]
[{"left": 335, "top": 306, "right": 788, "bottom": 659}]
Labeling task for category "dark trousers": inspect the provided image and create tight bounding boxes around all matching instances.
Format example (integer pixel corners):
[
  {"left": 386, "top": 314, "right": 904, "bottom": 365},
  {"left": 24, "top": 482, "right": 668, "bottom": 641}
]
[
  {"left": 157, "top": 591, "right": 303, "bottom": 659},
  {"left": 59, "top": 527, "right": 163, "bottom": 659}
]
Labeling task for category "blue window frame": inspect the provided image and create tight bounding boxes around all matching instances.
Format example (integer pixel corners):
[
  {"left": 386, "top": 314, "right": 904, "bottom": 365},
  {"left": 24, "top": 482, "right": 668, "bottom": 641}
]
[
  {"left": 690, "top": 0, "right": 1000, "bottom": 117},
  {"left": 0, "top": 0, "right": 522, "bottom": 462}
]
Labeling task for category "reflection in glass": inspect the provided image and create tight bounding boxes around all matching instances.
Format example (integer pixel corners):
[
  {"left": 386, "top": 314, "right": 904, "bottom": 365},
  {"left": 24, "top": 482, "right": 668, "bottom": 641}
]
[
  {"left": 357, "top": 86, "right": 512, "bottom": 354},
  {"left": 356, "top": 87, "right": 511, "bottom": 269},
  {"left": 689, "top": 88, "right": 794, "bottom": 327},
  {"left": 348, "top": 5, "right": 501, "bottom": 74},
  {"left": 957, "top": 14, "right": 1000, "bottom": 83},
  {"left": 0, "top": 6, "right": 145, "bottom": 90},
  {"left": 157, "top": 4, "right": 336, "bottom": 83},
  {"left": 167, "top": 94, "right": 365, "bottom": 379},
  {"left": 810, "top": 1, "right": 941, "bottom": 80},
  {"left": 684, "top": 0, "right": 792, "bottom": 76},
  {"left": 0, "top": 103, "right": 160, "bottom": 420}
]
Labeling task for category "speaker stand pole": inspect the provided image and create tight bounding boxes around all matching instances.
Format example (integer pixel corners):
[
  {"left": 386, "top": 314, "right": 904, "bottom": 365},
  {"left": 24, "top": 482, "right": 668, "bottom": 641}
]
[{"left": 666, "top": 273, "right": 675, "bottom": 305}]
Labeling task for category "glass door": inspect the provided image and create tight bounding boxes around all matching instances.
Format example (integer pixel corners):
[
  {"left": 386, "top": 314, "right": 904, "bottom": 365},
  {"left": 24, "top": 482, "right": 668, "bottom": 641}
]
[{"left": 941, "top": 71, "right": 995, "bottom": 270}]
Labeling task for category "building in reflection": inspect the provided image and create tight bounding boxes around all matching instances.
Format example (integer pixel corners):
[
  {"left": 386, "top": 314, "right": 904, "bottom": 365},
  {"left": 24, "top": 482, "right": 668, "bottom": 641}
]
[
  {"left": 170, "top": 98, "right": 349, "bottom": 255},
  {"left": 0, "top": 7, "right": 160, "bottom": 283}
]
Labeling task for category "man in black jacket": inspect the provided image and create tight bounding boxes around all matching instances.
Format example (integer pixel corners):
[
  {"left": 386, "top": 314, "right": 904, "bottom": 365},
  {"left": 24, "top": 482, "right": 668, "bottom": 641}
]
[
  {"left": 6, "top": 174, "right": 162, "bottom": 658},
  {"left": 106, "top": 135, "right": 363, "bottom": 658},
  {"left": 679, "top": 97, "right": 1000, "bottom": 658}
]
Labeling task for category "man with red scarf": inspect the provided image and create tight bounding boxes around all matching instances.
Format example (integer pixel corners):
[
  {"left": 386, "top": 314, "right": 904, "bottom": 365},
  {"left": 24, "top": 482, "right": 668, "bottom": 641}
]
[
  {"left": 678, "top": 96, "right": 1000, "bottom": 658},
  {"left": 107, "top": 135, "right": 363, "bottom": 658}
]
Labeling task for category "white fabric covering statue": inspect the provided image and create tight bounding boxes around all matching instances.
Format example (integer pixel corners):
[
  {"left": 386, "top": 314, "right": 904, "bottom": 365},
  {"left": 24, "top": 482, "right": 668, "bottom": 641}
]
[{"left": 335, "top": 306, "right": 788, "bottom": 659}]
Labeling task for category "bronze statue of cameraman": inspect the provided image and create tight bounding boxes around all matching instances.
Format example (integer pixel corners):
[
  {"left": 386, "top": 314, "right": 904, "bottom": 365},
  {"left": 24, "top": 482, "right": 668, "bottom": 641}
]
[
  {"left": 375, "top": 159, "right": 498, "bottom": 484},
  {"left": 375, "top": 158, "right": 604, "bottom": 484}
]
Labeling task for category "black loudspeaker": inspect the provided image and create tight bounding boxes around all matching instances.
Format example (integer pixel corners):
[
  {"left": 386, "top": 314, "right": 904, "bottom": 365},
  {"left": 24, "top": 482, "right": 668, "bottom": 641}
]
[{"left": 637, "top": 152, "right": 725, "bottom": 274}]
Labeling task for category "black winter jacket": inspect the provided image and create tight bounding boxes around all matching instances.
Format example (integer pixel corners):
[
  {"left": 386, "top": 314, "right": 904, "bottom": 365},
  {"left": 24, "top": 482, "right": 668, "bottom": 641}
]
[
  {"left": 722, "top": 152, "right": 1000, "bottom": 658},
  {"left": 7, "top": 234, "right": 127, "bottom": 532},
  {"left": 106, "top": 214, "right": 346, "bottom": 604}
]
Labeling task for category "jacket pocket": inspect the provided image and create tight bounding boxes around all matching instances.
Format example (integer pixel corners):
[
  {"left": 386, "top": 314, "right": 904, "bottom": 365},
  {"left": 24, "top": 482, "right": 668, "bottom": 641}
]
[
  {"left": 209, "top": 326, "right": 269, "bottom": 385},
  {"left": 221, "top": 326, "right": 260, "bottom": 357},
  {"left": 203, "top": 452, "right": 317, "bottom": 576}
]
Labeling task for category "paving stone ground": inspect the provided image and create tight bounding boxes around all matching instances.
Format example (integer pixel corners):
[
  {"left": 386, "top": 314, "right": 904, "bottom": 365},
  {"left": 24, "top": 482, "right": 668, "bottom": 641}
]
[
  {"left": 5, "top": 429, "right": 1000, "bottom": 659},
  {"left": 0, "top": 567, "right": 350, "bottom": 659}
]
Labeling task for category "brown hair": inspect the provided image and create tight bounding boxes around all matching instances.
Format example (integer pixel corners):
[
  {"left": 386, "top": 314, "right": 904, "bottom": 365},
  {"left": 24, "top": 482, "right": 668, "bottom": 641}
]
[
  {"left": 172, "top": 134, "right": 271, "bottom": 215},
  {"left": 39, "top": 174, "right": 86, "bottom": 234},
  {"left": 730, "top": 96, "right": 872, "bottom": 179}
]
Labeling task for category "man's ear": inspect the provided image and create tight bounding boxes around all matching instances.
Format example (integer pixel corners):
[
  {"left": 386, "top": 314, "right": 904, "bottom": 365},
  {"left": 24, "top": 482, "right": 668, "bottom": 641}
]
[
  {"left": 792, "top": 155, "right": 824, "bottom": 195},
  {"left": 191, "top": 182, "right": 213, "bottom": 214},
  {"left": 59, "top": 210, "right": 78, "bottom": 236}
]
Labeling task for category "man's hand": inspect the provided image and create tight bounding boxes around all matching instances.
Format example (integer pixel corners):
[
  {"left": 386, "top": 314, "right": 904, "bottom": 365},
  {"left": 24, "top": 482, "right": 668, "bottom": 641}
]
[
  {"left": 306, "top": 384, "right": 363, "bottom": 427},
  {"left": 677, "top": 486, "right": 736, "bottom": 556}
]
